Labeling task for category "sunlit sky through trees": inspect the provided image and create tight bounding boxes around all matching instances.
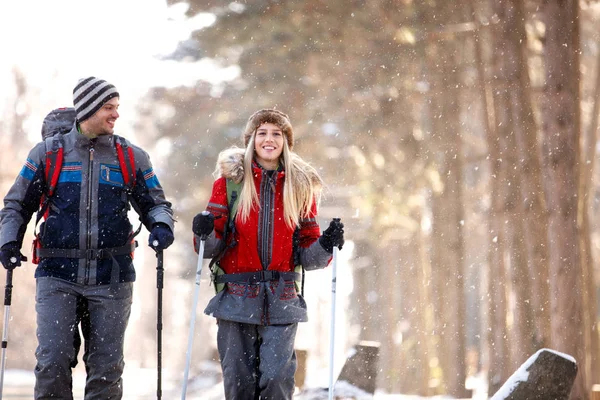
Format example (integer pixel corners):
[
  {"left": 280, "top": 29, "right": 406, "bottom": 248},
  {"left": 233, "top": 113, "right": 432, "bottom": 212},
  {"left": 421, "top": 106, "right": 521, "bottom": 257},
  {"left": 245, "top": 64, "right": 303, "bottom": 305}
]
[{"left": 0, "top": 0, "right": 235, "bottom": 143}]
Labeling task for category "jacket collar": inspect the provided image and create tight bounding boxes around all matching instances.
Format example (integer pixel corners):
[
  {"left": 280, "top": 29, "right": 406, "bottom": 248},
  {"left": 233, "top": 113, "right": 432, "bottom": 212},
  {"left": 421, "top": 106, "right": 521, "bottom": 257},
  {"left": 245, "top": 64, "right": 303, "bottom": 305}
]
[
  {"left": 252, "top": 160, "right": 285, "bottom": 180},
  {"left": 252, "top": 160, "right": 283, "bottom": 173},
  {"left": 65, "top": 124, "right": 115, "bottom": 149}
]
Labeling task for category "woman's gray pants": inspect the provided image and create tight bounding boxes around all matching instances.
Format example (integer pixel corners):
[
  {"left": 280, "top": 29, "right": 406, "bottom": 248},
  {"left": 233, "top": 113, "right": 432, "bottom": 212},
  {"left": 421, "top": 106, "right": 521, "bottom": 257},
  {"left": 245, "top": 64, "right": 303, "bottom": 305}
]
[
  {"left": 217, "top": 319, "right": 298, "bottom": 400},
  {"left": 34, "top": 277, "right": 133, "bottom": 400}
]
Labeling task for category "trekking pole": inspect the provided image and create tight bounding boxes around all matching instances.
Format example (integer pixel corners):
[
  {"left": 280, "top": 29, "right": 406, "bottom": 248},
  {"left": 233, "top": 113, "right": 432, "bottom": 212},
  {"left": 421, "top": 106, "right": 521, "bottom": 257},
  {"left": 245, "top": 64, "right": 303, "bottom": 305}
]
[
  {"left": 328, "top": 243, "right": 340, "bottom": 400},
  {"left": 0, "top": 265, "right": 16, "bottom": 399},
  {"left": 181, "top": 212, "right": 209, "bottom": 400},
  {"left": 154, "top": 248, "right": 164, "bottom": 400},
  {"left": 0, "top": 269, "right": 14, "bottom": 399}
]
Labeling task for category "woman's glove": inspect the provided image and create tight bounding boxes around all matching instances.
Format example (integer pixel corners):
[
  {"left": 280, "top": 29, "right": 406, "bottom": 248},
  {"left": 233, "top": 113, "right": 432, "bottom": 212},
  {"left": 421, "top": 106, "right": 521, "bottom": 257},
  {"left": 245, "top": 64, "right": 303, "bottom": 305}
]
[
  {"left": 148, "top": 223, "right": 174, "bottom": 251},
  {"left": 192, "top": 211, "right": 214, "bottom": 238},
  {"left": 319, "top": 218, "right": 344, "bottom": 253}
]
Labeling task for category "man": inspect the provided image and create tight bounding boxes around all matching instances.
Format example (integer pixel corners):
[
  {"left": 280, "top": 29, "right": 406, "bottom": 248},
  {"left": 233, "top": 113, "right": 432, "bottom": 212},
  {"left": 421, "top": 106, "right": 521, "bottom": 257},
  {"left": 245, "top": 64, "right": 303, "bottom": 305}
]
[{"left": 0, "top": 77, "right": 175, "bottom": 399}]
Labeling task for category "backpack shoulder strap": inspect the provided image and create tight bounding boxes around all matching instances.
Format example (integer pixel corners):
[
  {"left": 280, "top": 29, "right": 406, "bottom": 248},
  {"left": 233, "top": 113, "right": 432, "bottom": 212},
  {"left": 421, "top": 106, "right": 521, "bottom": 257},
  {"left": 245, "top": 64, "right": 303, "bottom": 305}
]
[
  {"left": 44, "top": 134, "right": 65, "bottom": 198},
  {"left": 34, "top": 135, "right": 65, "bottom": 234},
  {"left": 113, "top": 135, "right": 136, "bottom": 191},
  {"left": 226, "top": 178, "right": 242, "bottom": 221},
  {"left": 220, "top": 178, "right": 242, "bottom": 246},
  {"left": 113, "top": 135, "right": 143, "bottom": 239},
  {"left": 208, "top": 178, "right": 242, "bottom": 290}
]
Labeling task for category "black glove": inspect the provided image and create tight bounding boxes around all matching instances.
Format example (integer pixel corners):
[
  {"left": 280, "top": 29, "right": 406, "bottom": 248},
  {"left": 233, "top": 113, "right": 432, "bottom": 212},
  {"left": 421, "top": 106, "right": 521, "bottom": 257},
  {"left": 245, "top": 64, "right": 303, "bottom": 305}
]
[
  {"left": 319, "top": 218, "right": 345, "bottom": 253},
  {"left": 0, "top": 242, "right": 24, "bottom": 270},
  {"left": 149, "top": 223, "right": 174, "bottom": 251},
  {"left": 192, "top": 211, "right": 214, "bottom": 238}
]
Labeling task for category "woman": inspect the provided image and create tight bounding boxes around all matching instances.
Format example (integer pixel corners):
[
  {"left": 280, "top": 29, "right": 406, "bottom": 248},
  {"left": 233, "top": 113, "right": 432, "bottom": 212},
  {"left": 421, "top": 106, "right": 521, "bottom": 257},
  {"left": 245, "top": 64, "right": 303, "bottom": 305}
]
[{"left": 192, "top": 109, "right": 344, "bottom": 399}]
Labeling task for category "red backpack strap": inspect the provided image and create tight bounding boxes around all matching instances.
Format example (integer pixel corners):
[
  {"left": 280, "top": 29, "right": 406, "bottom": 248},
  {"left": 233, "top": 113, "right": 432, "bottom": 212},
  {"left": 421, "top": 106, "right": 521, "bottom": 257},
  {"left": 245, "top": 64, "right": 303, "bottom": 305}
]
[
  {"left": 45, "top": 136, "right": 64, "bottom": 198},
  {"left": 114, "top": 136, "right": 136, "bottom": 190},
  {"left": 114, "top": 136, "right": 143, "bottom": 239},
  {"left": 35, "top": 135, "right": 64, "bottom": 233}
]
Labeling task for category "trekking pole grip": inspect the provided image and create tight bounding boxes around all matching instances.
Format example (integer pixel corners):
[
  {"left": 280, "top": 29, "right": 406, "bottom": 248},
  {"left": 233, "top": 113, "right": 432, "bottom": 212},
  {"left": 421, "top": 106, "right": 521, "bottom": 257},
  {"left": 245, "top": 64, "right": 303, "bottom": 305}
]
[
  {"left": 200, "top": 210, "right": 211, "bottom": 241},
  {"left": 156, "top": 250, "right": 164, "bottom": 289}
]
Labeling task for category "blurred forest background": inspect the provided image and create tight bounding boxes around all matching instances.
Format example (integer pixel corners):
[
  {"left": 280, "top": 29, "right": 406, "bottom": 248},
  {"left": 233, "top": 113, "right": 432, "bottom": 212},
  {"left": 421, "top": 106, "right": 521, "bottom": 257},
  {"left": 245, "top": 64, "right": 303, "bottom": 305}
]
[{"left": 2, "top": 0, "right": 600, "bottom": 399}]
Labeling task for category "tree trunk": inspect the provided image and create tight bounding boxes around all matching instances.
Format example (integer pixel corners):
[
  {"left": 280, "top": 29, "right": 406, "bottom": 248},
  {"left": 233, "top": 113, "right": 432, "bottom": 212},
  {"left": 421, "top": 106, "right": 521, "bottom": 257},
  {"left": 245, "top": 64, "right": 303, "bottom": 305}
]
[
  {"left": 539, "top": 1, "right": 586, "bottom": 399},
  {"left": 491, "top": 0, "right": 544, "bottom": 367},
  {"left": 379, "top": 239, "right": 405, "bottom": 393},
  {"left": 509, "top": 0, "right": 551, "bottom": 350},
  {"left": 416, "top": 207, "right": 434, "bottom": 396},
  {"left": 492, "top": 74, "right": 537, "bottom": 369},
  {"left": 466, "top": 1, "right": 511, "bottom": 392},
  {"left": 429, "top": 52, "right": 469, "bottom": 399},
  {"left": 578, "top": 34, "right": 600, "bottom": 390}
]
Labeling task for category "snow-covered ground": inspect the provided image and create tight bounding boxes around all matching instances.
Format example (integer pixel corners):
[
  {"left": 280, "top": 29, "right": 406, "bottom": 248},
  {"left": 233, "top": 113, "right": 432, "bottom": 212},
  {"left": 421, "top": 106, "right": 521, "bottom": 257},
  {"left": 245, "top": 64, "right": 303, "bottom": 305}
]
[
  {"left": 3, "top": 368, "right": 165, "bottom": 399},
  {"left": 2, "top": 368, "right": 487, "bottom": 399}
]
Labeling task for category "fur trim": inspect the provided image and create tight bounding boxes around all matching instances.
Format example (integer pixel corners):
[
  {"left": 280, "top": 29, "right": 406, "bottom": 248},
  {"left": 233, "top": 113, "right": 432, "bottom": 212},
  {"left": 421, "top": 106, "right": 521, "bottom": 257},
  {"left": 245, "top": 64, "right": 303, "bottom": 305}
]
[
  {"left": 215, "top": 147, "right": 245, "bottom": 183},
  {"left": 243, "top": 109, "right": 294, "bottom": 150}
]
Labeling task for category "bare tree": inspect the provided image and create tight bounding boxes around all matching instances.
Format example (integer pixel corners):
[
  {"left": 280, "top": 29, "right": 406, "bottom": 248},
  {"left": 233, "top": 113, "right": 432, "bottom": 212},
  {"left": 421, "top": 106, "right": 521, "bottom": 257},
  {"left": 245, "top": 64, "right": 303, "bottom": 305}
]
[
  {"left": 578, "top": 5, "right": 600, "bottom": 386},
  {"left": 489, "top": 0, "right": 541, "bottom": 368},
  {"left": 538, "top": 1, "right": 586, "bottom": 399},
  {"left": 427, "top": 22, "right": 470, "bottom": 399}
]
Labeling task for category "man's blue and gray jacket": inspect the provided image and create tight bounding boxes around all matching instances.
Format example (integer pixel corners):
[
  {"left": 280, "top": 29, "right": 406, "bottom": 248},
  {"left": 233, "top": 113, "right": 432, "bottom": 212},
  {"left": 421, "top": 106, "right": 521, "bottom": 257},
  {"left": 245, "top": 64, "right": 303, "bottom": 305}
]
[{"left": 0, "top": 126, "right": 174, "bottom": 285}]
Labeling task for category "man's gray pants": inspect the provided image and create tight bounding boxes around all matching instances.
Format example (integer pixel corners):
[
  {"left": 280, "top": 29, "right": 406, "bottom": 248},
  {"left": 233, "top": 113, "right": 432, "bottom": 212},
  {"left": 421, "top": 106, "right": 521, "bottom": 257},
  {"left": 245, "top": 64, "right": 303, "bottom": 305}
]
[
  {"left": 34, "top": 277, "right": 133, "bottom": 400},
  {"left": 217, "top": 319, "right": 298, "bottom": 400}
]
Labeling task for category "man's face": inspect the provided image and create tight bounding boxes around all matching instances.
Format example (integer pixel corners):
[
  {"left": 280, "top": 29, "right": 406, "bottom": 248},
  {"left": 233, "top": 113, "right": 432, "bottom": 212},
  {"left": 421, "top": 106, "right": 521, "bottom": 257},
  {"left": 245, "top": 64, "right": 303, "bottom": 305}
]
[{"left": 81, "top": 97, "right": 120, "bottom": 136}]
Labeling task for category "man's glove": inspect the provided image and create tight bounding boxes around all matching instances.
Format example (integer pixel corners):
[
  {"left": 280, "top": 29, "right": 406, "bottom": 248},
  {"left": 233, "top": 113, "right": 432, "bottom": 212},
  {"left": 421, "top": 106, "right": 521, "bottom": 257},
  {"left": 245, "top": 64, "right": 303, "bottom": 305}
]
[
  {"left": 192, "top": 211, "right": 214, "bottom": 238},
  {"left": 0, "top": 242, "right": 24, "bottom": 270},
  {"left": 149, "top": 223, "right": 174, "bottom": 251},
  {"left": 319, "top": 218, "right": 345, "bottom": 253}
]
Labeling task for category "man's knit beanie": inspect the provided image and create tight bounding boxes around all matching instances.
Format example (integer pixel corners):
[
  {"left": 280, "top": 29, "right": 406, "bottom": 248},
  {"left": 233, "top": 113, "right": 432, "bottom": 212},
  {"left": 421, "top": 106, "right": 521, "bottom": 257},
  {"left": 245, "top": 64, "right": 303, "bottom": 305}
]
[
  {"left": 73, "top": 77, "right": 119, "bottom": 123},
  {"left": 243, "top": 109, "right": 294, "bottom": 150}
]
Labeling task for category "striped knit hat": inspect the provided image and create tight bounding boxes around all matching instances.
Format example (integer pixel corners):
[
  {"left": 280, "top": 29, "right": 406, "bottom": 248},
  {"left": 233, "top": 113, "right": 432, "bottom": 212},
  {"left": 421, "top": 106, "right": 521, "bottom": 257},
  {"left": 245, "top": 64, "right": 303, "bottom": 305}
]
[{"left": 73, "top": 77, "right": 119, "bottom": 122}]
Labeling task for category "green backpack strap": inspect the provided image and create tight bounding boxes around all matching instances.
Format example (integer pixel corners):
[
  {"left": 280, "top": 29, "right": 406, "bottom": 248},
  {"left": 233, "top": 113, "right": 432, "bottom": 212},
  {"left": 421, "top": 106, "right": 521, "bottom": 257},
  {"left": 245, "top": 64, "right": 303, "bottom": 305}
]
[
  {"left": 223, "top": 178, "right": 242, "bottom": 251},
  {"left": 226, "top": 178, "right": 242, "bottom": 222},
  {"left": 210, "top": 178, "right": 242, "bottom": 293}
]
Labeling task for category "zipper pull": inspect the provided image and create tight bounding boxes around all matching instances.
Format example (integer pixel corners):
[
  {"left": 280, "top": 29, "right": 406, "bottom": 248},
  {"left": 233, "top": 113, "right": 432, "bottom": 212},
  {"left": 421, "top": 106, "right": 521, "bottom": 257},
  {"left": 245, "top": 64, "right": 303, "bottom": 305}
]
[
  {"left": 90, "top": 147, "right": 95, "bottom": 161},
  {"left": 89, "top": 139, "right": 96, "bottom": 161},
  {"left": 266, "top": 171, "right": 276, "bottom": 192}
]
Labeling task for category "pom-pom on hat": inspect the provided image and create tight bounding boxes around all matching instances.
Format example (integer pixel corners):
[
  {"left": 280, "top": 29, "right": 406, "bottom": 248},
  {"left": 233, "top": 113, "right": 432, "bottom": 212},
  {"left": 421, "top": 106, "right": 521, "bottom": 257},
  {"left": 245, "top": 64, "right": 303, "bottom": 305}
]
[
  {"left": 73, "top": 77, "right": 119, "bottom": 123},
  {"left": 243, "top": 109, "right": 294, "bottom": 150}
]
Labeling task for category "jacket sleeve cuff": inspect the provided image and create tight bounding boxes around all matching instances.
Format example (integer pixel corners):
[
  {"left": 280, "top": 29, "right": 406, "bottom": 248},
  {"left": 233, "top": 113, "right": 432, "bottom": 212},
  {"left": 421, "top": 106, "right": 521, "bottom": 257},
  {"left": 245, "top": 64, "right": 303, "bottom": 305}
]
[
  {"left": 146, "top": 205, "right": 175, "bottom": 232},
  {"left": 299, "top": 240, "right": 333, "bottom": 271},
  {"left": 195, "top": 231, "right": 223, "bottom": 258},
  {"left": 0, "top": 223, "right": 24, "bottom": 249}
]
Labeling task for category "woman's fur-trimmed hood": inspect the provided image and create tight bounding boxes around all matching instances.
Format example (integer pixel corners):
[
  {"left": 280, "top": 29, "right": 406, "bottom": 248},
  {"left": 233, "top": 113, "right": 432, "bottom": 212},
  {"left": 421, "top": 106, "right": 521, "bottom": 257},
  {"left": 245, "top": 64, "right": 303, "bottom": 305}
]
[
  {"left": 214, "top": 146, "right": 322, "bottom": 189},
  {"left": 215, "top": 147, "right": 245, "bottom": 183}
]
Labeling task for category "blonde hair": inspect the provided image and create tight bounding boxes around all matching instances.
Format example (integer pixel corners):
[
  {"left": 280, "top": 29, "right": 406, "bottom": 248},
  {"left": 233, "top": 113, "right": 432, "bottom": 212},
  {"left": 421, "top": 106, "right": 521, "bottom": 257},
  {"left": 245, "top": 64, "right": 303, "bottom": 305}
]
[{"left": 214, "top": 129, "right": 323, "bottom": 229}]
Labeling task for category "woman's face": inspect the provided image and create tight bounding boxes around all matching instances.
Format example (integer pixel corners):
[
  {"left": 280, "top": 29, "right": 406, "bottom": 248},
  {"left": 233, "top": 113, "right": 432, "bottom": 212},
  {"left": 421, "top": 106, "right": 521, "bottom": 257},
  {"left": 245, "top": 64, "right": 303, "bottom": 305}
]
[{"left": 254, "top": 122, "right": 284, "bottom": 170}]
